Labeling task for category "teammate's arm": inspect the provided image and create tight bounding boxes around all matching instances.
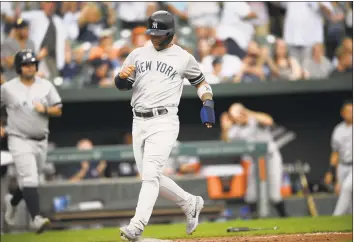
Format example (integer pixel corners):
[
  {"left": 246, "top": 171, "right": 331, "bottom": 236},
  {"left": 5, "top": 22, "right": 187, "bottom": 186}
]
[
  {"left": 183, "top": 54, "right": 215, "bottom": 128},
  {"left": 39, "top": 83, "right": 63, "bottom": 117},
  {"left": 325, "top": 129, "right": 340, "bottom": 185},
  {"left": 0, "top": 86, "right": 6, "bottom": 138},
  {"left": 246, "top": 108, "right": 274, "bottom": 126}
]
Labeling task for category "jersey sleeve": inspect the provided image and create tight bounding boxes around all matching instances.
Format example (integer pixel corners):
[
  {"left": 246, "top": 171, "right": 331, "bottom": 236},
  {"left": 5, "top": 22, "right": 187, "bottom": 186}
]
[
  {"left": 331, "top": 128, "right": 340, "bottom": 152},
  {"left": 47, "top": 83, "right": 63, "bottom": 107},
  {"left": 119, "top": 51, "right": 136, "bottom": 82},
  {"left": 183, "top": 54, "right": 205, "bottom": 86}
]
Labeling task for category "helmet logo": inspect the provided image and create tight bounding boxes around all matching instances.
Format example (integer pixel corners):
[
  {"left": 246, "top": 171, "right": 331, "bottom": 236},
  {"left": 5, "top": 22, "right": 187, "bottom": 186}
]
[{"left": 152, "top": 22, "right": 158, "bottom": 29}]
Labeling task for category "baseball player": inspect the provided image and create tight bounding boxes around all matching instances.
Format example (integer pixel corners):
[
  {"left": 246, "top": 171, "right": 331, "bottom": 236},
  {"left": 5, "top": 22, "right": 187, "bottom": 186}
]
[
  {"left": 114, "top": 11, "right": 215, "bottom": 241},
  {"left": 0, "top": 49, "right": 63, "bottom": 233},
  {"left": 325, "top": 101, "right": 352, "bottom": 216},
  {"left": 227, "top": 103, "right": 288, "bottom": 219}
]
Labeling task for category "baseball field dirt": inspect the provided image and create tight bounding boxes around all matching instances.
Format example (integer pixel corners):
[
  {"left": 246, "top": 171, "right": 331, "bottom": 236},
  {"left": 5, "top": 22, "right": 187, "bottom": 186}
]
[{"left": 174, "top": 232, "right": 353, "bottom": 242}]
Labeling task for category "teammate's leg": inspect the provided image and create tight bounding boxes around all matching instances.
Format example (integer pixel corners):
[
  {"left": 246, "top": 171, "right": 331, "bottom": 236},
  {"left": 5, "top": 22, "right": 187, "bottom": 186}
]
[
  {"left": 244, "top": 159, "right": 258, "bottom": 218},
  {"left": 267, "top": 151, "right": 287, "bottom": 217},
  {"left": 7, "top": 137, "right": 49, "bottom": 233},
  {"left": 333, "top": 166, "right": 352, "bottom": 216}
]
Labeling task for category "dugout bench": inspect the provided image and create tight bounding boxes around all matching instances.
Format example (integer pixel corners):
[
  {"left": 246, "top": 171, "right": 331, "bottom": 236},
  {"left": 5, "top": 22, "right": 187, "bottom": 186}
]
[{"left": 43, "top": 140, "right": 269, "bottom": 226}]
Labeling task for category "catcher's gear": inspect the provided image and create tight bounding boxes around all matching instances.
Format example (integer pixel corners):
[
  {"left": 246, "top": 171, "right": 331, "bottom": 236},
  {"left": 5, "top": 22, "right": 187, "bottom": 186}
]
[
  {"left": 200, "top": 100, "right": 215, "bottom": 126},
  {"left": 14, "top": 49, "right": 39, "bottom": 74},
  {"left": 145, "top": 10, "right": 175, "bottom": 50}
]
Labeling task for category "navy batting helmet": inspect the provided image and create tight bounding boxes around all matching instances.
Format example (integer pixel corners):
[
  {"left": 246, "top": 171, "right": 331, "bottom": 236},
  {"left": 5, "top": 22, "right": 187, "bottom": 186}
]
[
  {"left": 146, "top": 11, "right": 175, "bottom": 50},
  {"left": 14, "top": 49, "right": 39, "bottom": 74}
]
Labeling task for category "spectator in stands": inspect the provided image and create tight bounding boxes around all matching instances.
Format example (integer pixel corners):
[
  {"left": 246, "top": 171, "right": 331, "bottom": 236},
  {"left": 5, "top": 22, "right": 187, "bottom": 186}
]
[
  {"left": 220, "top": 112, "right": 233, "bottom": 142},
  {"left": 345, "top": 2, "right": 353, "bottom": 37},
  {"left": 68, "top": 139, "right": 107, "bottom": 181},
  {"left": 0, "top": 66, "right": 5, "bottom": 84},
  {"left": 0, "top": 19, "right": 40, "bottom": 81},
  {"left": 201, "top": 39, "right": 242, "bottom": 82},
  {"left": 60, "top": 45, "right": 82, "bottom": 85},
  {"left": 303, "top": 43, "right": 333, "bottom": 79},
  {"left": 268, "top": 39, "right": 303, "bottom": 81},
  {"left": 106, "top": 132, "right": 138, "bottom": 178},
  {"left": 115, "top": 2, "right": 156, "bottom": 30},
  {"left": 282, "top": 2, "right": 333, "bottom": 67},
  {"left": 60, "top": 2, "right": 80, "bottom": 41},
  {"left": 187, "top": 2, "right": 220, "bottom": 40},
  {"left": 196, "top": 38, "right": 211, "bottom": 63},
  {"left": 0, "top": 2, "right": 21, "bottom": 44},
  {"left": 233, "top": 41, "right": 270, "bottom": 83},
  {"left": 164, "top": 141, "right": 200, "bottom": 176},
  {"left": 89, "top": 58, "right": 113, "bottom": 88},
  {"left": 206, "top": 57, "right": 223, "bottom": 85},
  {"left": 77, "top": 2, "right": 116, "bottom": 44},
  {"left": 121, "top": 26, "right": 149, "bottom": 52},
  {"left": 325, "top": 2, "right": 348, "bottom": 60},
  {"left": 248, "top": 2, "right": 270, "bottom": 41},
  {"left": 88, "top": 29, "right": 120, "bottom": 67},
  {"left": 165, "top": 2, "right": 188, "bottom": 26},
  {"left": 217, "top": 2, "right": 257, "bottom": 59},
  {"left": 21, "top": 2, "right": 69, "bottom": 80},
  {"left": 331, "top": 46, "right": 353, "bottom": 75}
]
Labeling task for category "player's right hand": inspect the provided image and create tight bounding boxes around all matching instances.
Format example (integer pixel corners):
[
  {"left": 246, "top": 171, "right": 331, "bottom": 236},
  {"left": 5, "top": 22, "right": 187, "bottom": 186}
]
[{"left": 119, "top": 65, "right": 136, "bottom": 79}]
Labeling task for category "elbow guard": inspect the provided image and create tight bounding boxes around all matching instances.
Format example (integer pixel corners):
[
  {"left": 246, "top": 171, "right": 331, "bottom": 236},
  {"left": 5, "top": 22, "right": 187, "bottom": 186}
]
[{"left": 114, "top": 74, "right": 134, "bottom": 90}]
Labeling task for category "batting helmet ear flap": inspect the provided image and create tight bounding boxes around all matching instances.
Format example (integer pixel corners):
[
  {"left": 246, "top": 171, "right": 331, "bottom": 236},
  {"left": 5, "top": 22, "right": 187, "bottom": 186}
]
[{"left": 158, "top": 32, "right": 175, "bottom": 50}]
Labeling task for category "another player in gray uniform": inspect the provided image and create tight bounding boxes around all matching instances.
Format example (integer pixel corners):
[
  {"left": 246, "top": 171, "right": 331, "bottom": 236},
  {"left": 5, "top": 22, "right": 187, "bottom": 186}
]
[
  {"left": 0, "top": 49, "right": 63, "bottom": 233},
  {"left": 326, "top": 101, "right": 352, "bottom": 216},
  {"left": 227, "top": 103, "right": 287, "bottom": 218},
  {"left": 115, "top": 11, "right": 215, "bottom": 241}
]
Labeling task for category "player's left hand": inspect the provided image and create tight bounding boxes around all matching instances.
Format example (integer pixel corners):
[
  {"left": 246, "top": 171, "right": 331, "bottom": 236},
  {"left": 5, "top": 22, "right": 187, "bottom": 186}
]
[
  {"left": 205, "top": 123, "right": 213, "bottom": 128},
  {"left": 33, "top": 102, "right": 46, "bottom": 113},
  {"left": 200, "top": 100, "right": 215, "bottom": 128}
]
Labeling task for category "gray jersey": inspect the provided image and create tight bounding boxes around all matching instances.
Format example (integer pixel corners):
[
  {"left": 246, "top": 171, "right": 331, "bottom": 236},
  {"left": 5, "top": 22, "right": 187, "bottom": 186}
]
[
  {"left": 227, "top": 117, "right": 278, "bottom": 154},
  {"left": 1, "top": 77, "right": 62, "bottom": 138},
  {"left": 121, "top": 43, "right": 204, "bottom": 110},
  {"left": 331, "top": 121, "right": 352, "bottom": 164}
]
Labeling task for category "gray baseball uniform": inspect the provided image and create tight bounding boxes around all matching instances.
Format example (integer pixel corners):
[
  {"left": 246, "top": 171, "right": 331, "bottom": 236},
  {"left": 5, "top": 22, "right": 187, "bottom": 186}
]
[
  {"left": 122, "top": 42, "right": 205, "bottom": 231},
  {"left": 0, "top": 77, "right": 62, "bottom": 188},
  {"left": 228, "top": 117, "right": 283, "bottom": 204},
  {"left": 332, "top": 121, "right": 352, "bottom": 216}
]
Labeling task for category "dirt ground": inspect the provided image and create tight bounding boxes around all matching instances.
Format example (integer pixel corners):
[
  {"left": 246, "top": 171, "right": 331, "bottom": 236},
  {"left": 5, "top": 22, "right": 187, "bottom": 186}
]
[{"left": 173, "top": 232, "right": 353, "bottom": 242}]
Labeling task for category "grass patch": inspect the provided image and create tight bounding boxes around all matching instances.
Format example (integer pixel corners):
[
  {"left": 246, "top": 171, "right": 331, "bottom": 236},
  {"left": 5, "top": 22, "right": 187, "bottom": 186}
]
[{"left": 1, "top": 215, "right": 352, "bottom": 242}]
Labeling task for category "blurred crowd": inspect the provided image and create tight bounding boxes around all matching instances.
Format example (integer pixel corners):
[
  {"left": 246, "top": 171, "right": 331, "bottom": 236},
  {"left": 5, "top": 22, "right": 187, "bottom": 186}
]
[{"left": 0, "top": 2, "right": 353, "bottom": 88}]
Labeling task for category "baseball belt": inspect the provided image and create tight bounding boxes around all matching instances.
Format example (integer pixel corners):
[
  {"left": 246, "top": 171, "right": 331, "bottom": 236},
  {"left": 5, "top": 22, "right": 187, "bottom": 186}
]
[{"left": 134, "top": 108, "right": 168, "bottom": 118}]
